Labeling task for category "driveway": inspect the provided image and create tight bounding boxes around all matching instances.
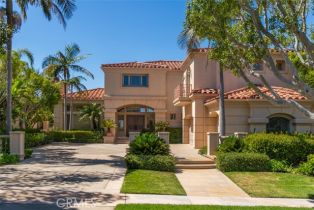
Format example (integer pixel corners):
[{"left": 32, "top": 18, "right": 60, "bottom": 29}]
[{"left": 0, "top": 143, "right": 128, "bottom": 210}]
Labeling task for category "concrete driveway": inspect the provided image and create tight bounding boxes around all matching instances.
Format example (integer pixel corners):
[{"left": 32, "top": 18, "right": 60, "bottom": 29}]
[{"left": 0, "top": 143, "right": 128, "bottom": 210}]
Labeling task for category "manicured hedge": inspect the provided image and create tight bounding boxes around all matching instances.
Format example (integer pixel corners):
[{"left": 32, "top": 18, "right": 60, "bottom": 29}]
[
  {"left": 125, "top": 154, "right": 175, "bottom": 172},
  {"left": 297, "top": 154, "right": 314, "bottom": 176},
  {"left": 25, "top": 133, "right": 51, "bottom": 148},
  {"left": 217, "top": 152, "right": 271, "bottom": 172},
  {"left": 244, "top": 133, "right": 314, "bottom": 165},
  {"left": 45, "top": 130, "right": 103, "bottom": 143}
]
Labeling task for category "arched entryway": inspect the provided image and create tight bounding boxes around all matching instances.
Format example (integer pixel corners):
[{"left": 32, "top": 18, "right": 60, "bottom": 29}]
[
  {"left": 116, "top": 105, "right": 155, "bottom": 137},
  {"left": 266, "top": 114, "right": 294, "bottom": 133}
]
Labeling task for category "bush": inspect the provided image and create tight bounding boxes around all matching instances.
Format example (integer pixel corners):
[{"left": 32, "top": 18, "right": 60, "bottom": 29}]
[
  {"left": 25, "top": 133, "right": 50, "bottom": 148},
  {"left": 217, "top": 152, "right": 271, "bottom": 172},
  {"left": 155, "top": 121, "right": 170, "bottom": 132},
  {"left": 25, "top": 148, "right": 33, "bottom": 159},
  {"left": 297, "top": 154, "right": 314, "bottom": 176},
  {"left": 125, "top": 154, "right": 175, "bottom": 172},
  {"left": 244, "top": 133, "right": 313, "bottom": 165},
  {"left": 129, "top": 133, "right": 170, "bottom": 155},
  {"left": 169, "top": 127, "right": 182, "bottom": 144},
  {"left": 0, "top": 153, "right": 19, "bottom": 165},
  {"left": 45, "top": 130, "right": 103, "bottom": 143},
  {"left": 218, "top": 135, "right": 244, "bottom": 153},
  {"left": 270, "top": 159, "right": 291, "bottom": 173}
]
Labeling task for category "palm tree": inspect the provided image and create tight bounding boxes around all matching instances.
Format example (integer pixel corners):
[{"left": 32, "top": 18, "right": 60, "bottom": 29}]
[
  {"left": 67, "top": 76, "right": 87, "bottom": 130},
  {"left": 80, "top": 103, "right": 103, "bottom": 130},
  {"left": 178, "top": 26, "right": 226, "bottom": 136},
  {"left": 2, "top": 0, "right": 76, "bottom": 134},
  {"left": 42, "top": 43, "right": 94, "bottom": 130}
]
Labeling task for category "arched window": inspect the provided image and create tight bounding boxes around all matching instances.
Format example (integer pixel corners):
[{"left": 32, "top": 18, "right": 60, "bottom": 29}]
[{"left": 266, "top": 115, "right": 292, "bottom": 133}]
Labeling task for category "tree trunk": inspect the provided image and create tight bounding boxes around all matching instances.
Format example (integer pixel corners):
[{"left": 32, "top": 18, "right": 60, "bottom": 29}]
[
  {"left": 69, "top": 85, "right": 73, "bottom": 130},
  {"left": 219, "top": 64, "right": 226, "bottom": 136},
  {"left": 63, "top": 71, "right": 67, "bottom": 130},
  {"left": 5, "top": 0, "right": 13, "bottom": 134},
  {"left": 92, "top": 118, "right": 97, "bottom": 130}
]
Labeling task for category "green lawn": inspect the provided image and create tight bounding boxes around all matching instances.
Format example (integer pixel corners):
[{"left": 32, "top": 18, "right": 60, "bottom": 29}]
[
  {"left": 121, "top": 169, "right": 186, "bottom": 195},
  {"left": 225, "top": 172, "right": 314, "bottom": 199},
  {"left": 115, "top": 204, "right": 311, "bottom": 210}
]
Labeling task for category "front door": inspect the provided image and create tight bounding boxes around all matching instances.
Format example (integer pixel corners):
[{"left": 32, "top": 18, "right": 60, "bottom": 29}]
[{"left": 127, "top": 115, "right": 145, "bottom": 136}]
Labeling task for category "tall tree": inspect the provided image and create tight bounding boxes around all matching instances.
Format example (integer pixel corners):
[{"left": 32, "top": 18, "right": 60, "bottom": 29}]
[
  {"left": 67, "top": 76, "right": 87, "bottom": 130},
  {"left": 42, "top": 43, "right": 94, "bottom": 130},
  {"left": 178, "top": 27, "right": 226, "bottom": 136},
  {"left": 2, "top": 0, "right": 76, "bottom": 134},
  {"left": 185, "top": 0, "right": 314, "bottom": 119}
]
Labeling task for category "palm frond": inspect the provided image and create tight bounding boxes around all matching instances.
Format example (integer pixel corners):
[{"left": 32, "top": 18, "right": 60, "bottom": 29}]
[
  {"left": 17, "top": 48, "right": 34, "bottom": 66},
  {"left": 65, "top": 43, "right": 80, "bottom": 59},
  {"left": 177, "top": 26, "right": 201, "bottom": 53},
  {"left": 70, "top": 65, "right": 94, "bottom": 79}
]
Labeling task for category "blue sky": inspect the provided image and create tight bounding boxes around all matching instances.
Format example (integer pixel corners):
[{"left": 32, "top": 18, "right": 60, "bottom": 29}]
[{"left": 13, "top": 0, "right": 189, "bottom": 89}]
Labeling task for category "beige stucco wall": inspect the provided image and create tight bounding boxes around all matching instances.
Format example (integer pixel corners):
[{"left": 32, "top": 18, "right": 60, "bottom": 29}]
[
  {"left": 53, "top": 100, "right": 103, "bottom": 130},
  {"left": 205, "top": 100, "right": 314, "bottom": 136},
  {"left": 103, "top": 67, "right": 183, "bottom": 139}
]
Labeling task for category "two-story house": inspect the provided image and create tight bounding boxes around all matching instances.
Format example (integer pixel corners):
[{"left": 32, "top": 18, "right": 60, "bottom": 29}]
[{"left": 54, "top": 48, "right": 314, "bottom": 148}]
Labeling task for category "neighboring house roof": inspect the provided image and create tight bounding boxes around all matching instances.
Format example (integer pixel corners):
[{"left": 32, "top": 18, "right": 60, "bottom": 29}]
[
  {"left": 191, "top": 88, "right": 218, "bottom": 95},
  {"left": 205, "top": 86, "right": 307, "bottom": 103},
  {"left": 64, "top": 88, "right": 105, "bottom": 100},
  {"left": 101, "top": 60, "right": 182, "bottom": 70}
]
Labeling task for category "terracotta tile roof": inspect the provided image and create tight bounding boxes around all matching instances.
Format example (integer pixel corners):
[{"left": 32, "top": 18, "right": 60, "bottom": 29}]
[
  {"left": 64, "top": 88, "right": 105, "bottom": 100},
  {"left": 205, "top": 86, "right": 307, "bottom": 103},
  {"left": 101, "top": 60, "right": 182, "bottom": 70},
  {"left": 191, "top": 88, "right": 218, "bottom": 95}
]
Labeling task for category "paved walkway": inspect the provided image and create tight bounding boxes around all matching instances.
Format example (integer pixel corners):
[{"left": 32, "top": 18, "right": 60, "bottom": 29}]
[
  {"left": 170, "top": 144, "right": 211, "bottom": 161},
  {"left": 176, "top": 169, "right": 249, "bottom": 197},
  {"left": 0, "top": 143, "right": 128, "bottom": 210}
]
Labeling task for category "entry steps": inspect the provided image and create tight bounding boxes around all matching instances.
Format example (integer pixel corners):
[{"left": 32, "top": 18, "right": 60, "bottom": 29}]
[
  {"left": 115, "top": 137, "right": 129, "bottom": 144},
  {"left": 175, "top": 159, "right": 216, "bottom": 169}
]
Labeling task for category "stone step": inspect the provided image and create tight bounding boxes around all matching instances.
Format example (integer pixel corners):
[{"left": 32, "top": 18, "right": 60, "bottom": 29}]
[
  {"left": 176, "top": 163, "right": 216, "bottom": 169},
  {"left": 176, "top": 160, "right": 215, "bottom": 164},
  {"left": 115, "top": 139, "right": 129, "bottom": 144}
]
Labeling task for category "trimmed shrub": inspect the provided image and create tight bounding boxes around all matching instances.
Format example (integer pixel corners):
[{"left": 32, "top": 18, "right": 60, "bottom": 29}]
[
  {"left": 270, "top": 159, "right": 291, "bottom": 173},
  {"left": 25, "top": 133, "right": 50, "bottom": 148},
  {"left": 125, "top": 154, "right": 175, "bottom": 172},
  {"left": 25, "top": 148, "right": 33, "bottom": 159},
  {"left": 218, "top": 135, "right": 244, "bottom": 153},
  {"left": 244, "top": 133, "right": 313, "bottom": 165},
  {"left": 169, "top": 127, "right": 182, "bottom": 144},
  {"left": 217, "top": 152, "right": 271, "bottom": 172},
  {"left": 297, "top": 154, "right": 314, "bottom": 176},
  {"left": 45, "top": 130, "right": 103, "bottom": 143},
  {"left": 129, "top": 133, "right": 170, "bottom": 155},
  {"left": 0, "top": 153, "right": 19, "bottom": 165}
]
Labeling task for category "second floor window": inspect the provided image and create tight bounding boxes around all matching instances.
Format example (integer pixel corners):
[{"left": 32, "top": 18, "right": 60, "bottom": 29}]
[{"left": 122, "top": 74, "right": 149, "bottom": 87}]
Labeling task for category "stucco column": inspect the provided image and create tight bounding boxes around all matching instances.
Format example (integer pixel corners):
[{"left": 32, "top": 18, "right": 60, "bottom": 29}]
[
  {"left": 192, "top": 99, "right": 206, "bottom": 149},
  {"left": 207, "top": 132, "right": 219, "bottom": 156},
  {"left": 10, "top": 131, "right": 25, "bottom": 160},
  {"left": 182, "top": 118, "right": 190, "bottom": 144}
]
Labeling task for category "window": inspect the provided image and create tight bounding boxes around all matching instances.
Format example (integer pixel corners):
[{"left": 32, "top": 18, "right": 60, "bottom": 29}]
[
  {"left": 122, "top": 74, "right": 149, "bottom": 87},
  {"left": 276, "top": 60, "right": 285, "bottom": 71},
  {"left": 170, "top": 113, "right": 176, "bottom": 120},
  {"left": 253, "top": 62, "right": 263, "bottom": 71},
  {"left": 266, "top": 117, "right": 290, "bottom": 133}
]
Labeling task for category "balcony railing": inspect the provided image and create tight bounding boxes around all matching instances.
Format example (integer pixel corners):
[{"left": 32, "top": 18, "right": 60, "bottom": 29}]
[{"left": 174, "top": 84, "right": 192, "bottom": 99}]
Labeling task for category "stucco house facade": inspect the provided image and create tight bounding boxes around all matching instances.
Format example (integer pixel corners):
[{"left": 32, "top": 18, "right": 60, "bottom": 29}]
[{"left": 54, "top": 48, "right": 314, "bottom": 147}]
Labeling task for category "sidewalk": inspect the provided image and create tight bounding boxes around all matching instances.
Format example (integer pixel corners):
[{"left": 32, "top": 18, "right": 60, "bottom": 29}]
[{"left": 121, "top": 194, "right": 314, "bottom": 208}]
